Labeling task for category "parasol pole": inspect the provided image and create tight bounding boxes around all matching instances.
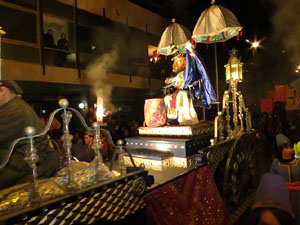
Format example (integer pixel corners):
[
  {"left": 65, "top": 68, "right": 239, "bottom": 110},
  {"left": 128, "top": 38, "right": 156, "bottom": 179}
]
[{"left": 214, "top": 42, "right": 220, "bottom": 112}]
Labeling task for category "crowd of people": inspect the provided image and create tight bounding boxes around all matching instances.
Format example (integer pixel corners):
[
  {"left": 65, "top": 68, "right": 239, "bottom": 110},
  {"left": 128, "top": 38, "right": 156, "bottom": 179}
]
[{"left": 245, "top": 102, "right": 300, "bottom": 225}]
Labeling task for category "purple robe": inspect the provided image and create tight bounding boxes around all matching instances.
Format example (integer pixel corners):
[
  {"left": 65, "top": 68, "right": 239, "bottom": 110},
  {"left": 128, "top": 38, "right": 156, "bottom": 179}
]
[{"left": 271, "top": 158, "right": 300, "bottom": 224}]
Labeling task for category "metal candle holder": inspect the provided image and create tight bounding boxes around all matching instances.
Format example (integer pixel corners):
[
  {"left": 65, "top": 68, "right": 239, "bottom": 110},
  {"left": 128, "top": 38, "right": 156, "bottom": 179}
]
[
  {"left": 92, "top": 122, "right": 104, "bottom": 182},
  {"left": 214, "top": 81, "right": 252, "bottom": 144},
  {"left": 59, "top": 99, "right": 74, "bottom": 190},
  {"left": 24, "top": 126, "right": 39, "bottom": 202},
  {"left": 2, "top": 98, "right": 118, "bottom": 197}
]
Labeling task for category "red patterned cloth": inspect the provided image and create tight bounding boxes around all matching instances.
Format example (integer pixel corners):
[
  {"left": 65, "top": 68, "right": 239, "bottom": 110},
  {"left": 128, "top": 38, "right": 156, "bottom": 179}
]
[{"left": 144, "top": 166, "right": 230, "bottom": 225}]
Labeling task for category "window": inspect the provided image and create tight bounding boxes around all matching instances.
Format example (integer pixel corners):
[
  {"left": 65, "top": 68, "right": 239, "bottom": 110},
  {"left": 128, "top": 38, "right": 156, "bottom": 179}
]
[
  {"left": 0, "top": 5, "right": 37, "bottom": 43},
  {"left": 43, "top": 15, "right": 71, "bottom": 49}
]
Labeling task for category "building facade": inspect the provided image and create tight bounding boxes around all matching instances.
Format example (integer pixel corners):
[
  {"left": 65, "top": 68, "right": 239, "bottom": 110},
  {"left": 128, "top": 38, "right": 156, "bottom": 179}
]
[{"left": 1, "top": 0, "right": 171, "bottom": 123}]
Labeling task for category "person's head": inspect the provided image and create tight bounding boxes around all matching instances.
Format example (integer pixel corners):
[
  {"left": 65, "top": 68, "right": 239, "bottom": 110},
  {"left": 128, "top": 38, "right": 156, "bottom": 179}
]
[
  {"left": 246, "top": 208, "right": 294, "bottom": 225},
  {"left": 84, "top": 133, "right": 93, "bottom": 145},
  {"left": 47, "top": 29, "right": 53, "bottom": 35},
  {"left": 276, "top": 134, "right": 294, "bottom": 161},
  {"left": 61, "top": 33, "right": 66, "bottom": 39},
  {"left": 278, "top": 142, "right": 294, "bottom": 161},
  {"left": 248, "top": 173, "right": 294, "bottom": 225},
  {"left": 0, "top": 80, "right": 17, "bottom": 107},
  {"left": 172, "top": 56, "right": 186, "bottom": 73}
]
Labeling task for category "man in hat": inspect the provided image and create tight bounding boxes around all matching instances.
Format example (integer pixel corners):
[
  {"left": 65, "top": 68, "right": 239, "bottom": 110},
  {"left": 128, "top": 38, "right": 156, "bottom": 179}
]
[{"left": 0, "top": 80, "right": 60, "bottom": 189}]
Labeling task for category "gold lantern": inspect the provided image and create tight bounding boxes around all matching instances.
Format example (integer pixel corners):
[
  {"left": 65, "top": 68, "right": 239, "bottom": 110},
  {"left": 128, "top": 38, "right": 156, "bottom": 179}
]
[{"left": 225, "top": 49, "right": 243, "bottom": 83}]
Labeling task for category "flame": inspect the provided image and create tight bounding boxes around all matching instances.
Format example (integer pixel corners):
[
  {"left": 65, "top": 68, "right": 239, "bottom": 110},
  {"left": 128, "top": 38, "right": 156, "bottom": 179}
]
[{"left": 96, "top": 97, "right": 104, "bottom": 123}]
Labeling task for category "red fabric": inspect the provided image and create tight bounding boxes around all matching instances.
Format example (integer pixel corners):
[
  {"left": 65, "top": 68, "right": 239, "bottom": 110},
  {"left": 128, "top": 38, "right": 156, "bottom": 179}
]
[
  {"left": 170, "top": 89, "right": 180, "bottom": 109},
  {"left": 102, "top": 140, "right": 108, "bottom": 151},
  {"left": 144, "top": 166, "right": 230, "bottom": 225},
  {"left": 261, "top": 98, "right": 273, "bottom": 112},
  {"left": 274, "top": 85, "right": 286, "bottom": 102},
  {"left": 286, "top": 181, "right": 300, "bottom": 191}
]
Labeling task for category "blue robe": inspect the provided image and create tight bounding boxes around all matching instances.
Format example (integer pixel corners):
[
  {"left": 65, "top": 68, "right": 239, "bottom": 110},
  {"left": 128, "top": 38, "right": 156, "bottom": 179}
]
[
  {"left": 183, "top": 50, "right": 216, "bottom": 108},
  {"left": 271, "top": 158, "right": 300, "bottom": 224}
]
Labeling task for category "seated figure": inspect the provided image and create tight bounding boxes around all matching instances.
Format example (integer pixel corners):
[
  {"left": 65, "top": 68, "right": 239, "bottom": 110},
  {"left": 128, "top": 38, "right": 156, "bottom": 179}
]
[{"left": 163, "top": 42, "right": 216, "bottom": 125}]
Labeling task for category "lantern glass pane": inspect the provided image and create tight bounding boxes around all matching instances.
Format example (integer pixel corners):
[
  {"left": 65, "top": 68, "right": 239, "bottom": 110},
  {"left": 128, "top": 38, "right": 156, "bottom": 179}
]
[
  {"left": 231, "top": 64, "right": 239, "bottom": 80},
  {"left": 238, "top": 64, "right": 243, "bottom": 81},
  {"left": 225, "top": 65, "right": 230, "bottom": 82}
]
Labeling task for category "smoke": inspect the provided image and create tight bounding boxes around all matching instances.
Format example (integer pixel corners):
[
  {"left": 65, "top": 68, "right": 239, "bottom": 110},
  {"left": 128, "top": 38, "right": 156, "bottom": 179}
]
[
  {"left": 271, "top": 0, "right": 300, "bottom": 89},
  {"left": 86, "top": 43, "right": 119, "bottom": 113}
]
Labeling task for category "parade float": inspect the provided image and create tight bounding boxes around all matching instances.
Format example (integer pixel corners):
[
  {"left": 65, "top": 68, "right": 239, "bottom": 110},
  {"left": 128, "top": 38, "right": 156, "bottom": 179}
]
[{"left": 0, "top": 3, "right": 259, "bottom": 225}]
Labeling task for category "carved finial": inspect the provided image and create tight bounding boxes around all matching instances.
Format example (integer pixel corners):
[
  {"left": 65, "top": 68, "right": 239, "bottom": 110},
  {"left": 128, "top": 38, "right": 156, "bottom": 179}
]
[
  {"left": 229, "top": 48, "right": 238, "bottom": 57},
  {"left": 59, "top": 98, "right": 69, "bottom": 108}
]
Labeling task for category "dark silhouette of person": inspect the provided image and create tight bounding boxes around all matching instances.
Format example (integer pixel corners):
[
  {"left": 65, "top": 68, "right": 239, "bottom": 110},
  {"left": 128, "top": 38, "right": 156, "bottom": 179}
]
[
  {"left": 43, "top": 29, "right": 57, "bottom": 65},
  {"left": 44, "top": 29, "right": 56, "bottom": 48},
  {"left": 57, "top": 33, "right": 69, "bottom": 67}
]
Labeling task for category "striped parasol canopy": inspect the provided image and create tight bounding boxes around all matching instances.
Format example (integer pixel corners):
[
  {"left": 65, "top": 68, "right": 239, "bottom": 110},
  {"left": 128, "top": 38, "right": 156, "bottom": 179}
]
[
  {"left": 192, "top": 3, "right": 242, "bottom": 44},
  {"left": 157, "top": 18, "right": 191, "bottom": 56}
]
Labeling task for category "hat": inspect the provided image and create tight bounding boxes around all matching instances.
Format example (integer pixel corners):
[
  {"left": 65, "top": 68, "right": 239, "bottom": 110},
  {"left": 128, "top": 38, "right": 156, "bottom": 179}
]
[
  {"left": 0, "top": 80, "right": 23, "bottom": 94},
  {"left": 170, "top": 43, "right": 183, "bottom": 61},
  {"left": 252, "top": 173, "right": 294, "bottom": 218},
  {"left": 276, "top": 133, "right": 290, "bottom": 147}
]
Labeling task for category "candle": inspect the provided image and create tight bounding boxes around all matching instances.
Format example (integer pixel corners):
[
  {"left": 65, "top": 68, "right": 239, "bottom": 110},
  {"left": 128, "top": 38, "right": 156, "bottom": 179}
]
[{"left": 96, "top": 97, "right": 104, "bottom": 123}]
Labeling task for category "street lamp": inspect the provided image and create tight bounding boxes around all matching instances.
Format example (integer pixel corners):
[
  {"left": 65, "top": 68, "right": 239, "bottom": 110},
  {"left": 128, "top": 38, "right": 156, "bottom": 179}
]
[{"left": 252, "top": 41, "right": 259, "bottom": 49}]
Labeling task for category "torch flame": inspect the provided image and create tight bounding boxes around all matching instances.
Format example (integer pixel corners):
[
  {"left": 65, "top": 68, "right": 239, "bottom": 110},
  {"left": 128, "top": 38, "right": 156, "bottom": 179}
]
[{"left": 96, "top": 97, "right": 104, "bottom": 123}]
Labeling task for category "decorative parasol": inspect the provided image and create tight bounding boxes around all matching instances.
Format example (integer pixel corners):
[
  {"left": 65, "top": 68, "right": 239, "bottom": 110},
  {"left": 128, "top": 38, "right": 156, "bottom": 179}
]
[
  {"left": 157, "top": 18, "right": 191, "bottom": 56},
  {"left": 192, "top": 0, "right": 242, "bottom": 111}
]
